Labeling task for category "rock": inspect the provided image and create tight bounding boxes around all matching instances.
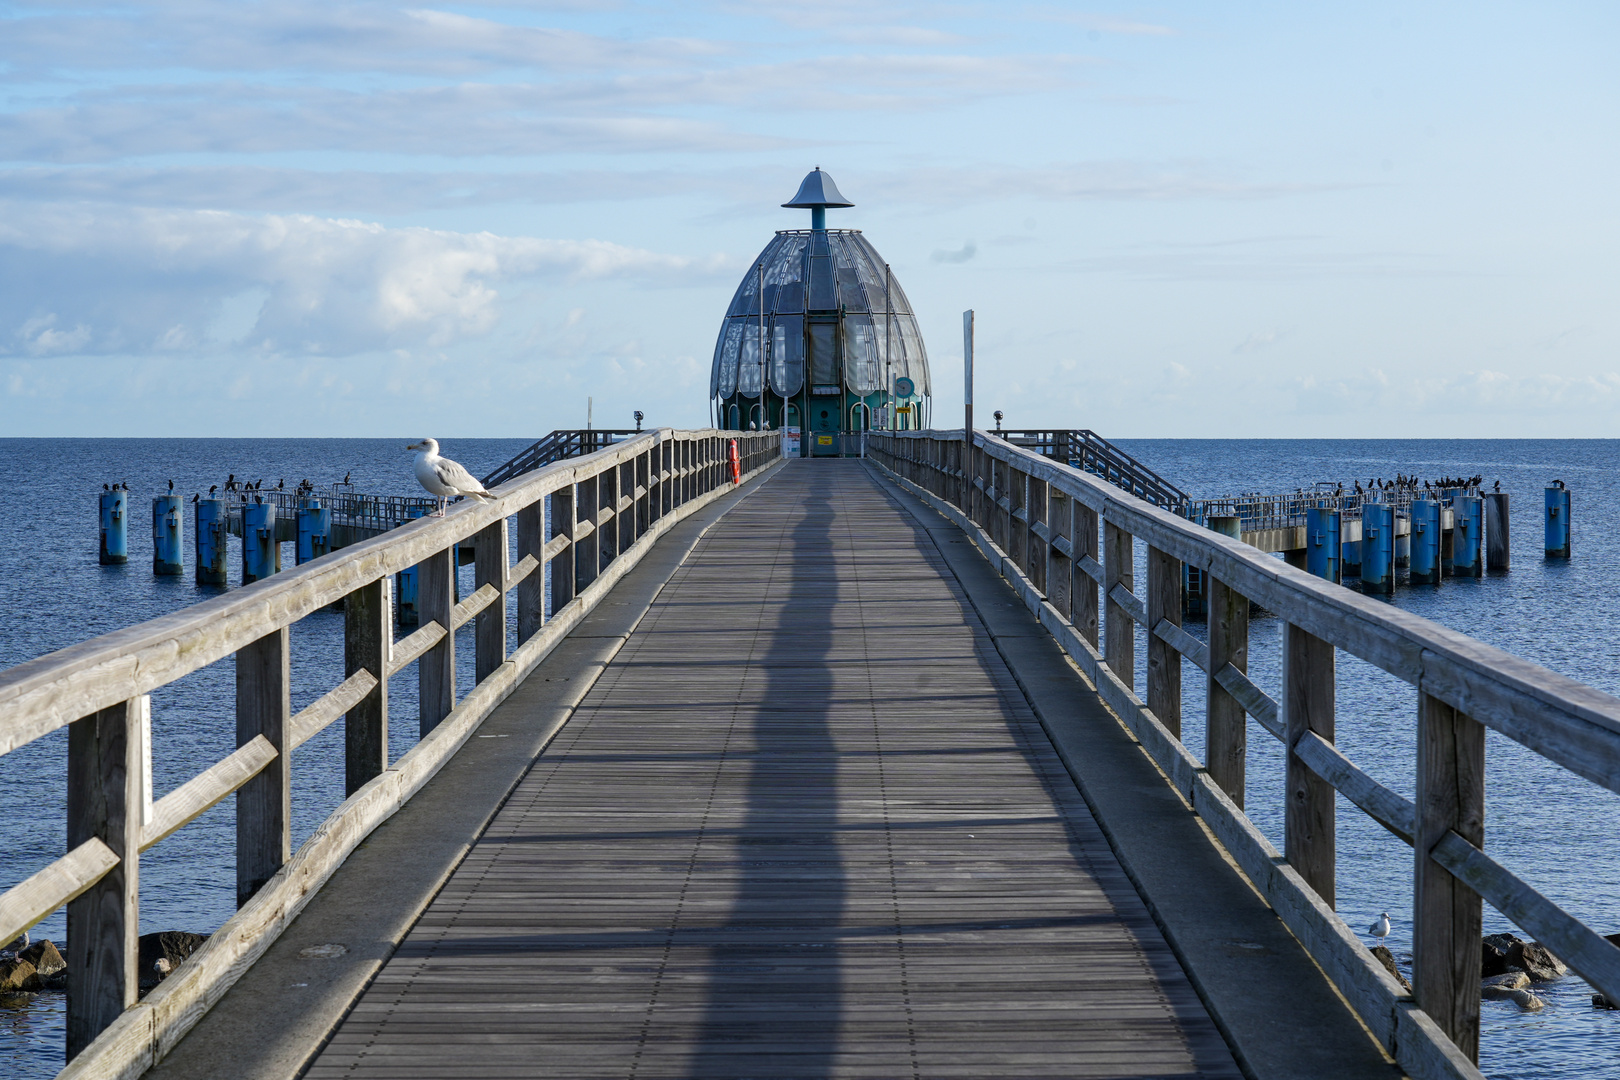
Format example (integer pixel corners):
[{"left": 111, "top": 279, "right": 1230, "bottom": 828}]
[
  {"left": 1482, "top": 932, "right": 1522, "bottom": 978},
  {"left": 1506, "top": 989, "right": 1545, "bottom": 1011},
  {"left": 1370, "top": 945, "right": 1412, "bottom": 992},
  {"left": 1482, "top": 972, "right": 1530, "bottom": 998},
  {"left": 19, "top": 940, "right": 65, "bottom": 978},
  {"left": 1515, "top": 941, "right": 1567, "bottom": 982},
  {"left": 0, "top": 959, "right": 40, "bottom": 993},
  {"left": 137, "top": 931, "right": 207, "bottom": 991},
  {"left": 1596, "top": 993, "right": 1619, "bottom": 1010}
]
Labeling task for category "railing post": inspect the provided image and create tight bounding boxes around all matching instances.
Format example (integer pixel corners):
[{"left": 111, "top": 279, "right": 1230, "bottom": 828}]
[
  {"left": 1146, "top": 545, "right": 1181, "bottom": 737},
  {"left": 344, "top": 578, "right": 390, "bottom": 795},
  {"left": 1028, "top": 475, "right": 1047, "bottom": 594},
  {"left": 1415, "top": 692, "right": 1486, "bottom": 1062},
  {"left": 1047, "top": 491, "right": 1071, "bottom": 616},
  {"left": 1010, "top": 467, "right": 1028, "bottom": 574},
  {"left": 1207, "top": 577, "right": 1247, "bottom": 807},
  {"left": 418, "top": 547, "right": 455, "bottom": 735},
  {"left": 1072, "top": 498, "right": 1099, "bottom": 647},
  {"left": 66, "top": 696, "right": 144, "bottom": 1059},
  {"left": 237, "top": 627, "right": 290, "bottom": 905},
  {"left": 516, "top": 498, "right": 545, "bottom": 642},
  {"left": 473, "top": 517, "right": 509, "bottom": 682},
  {"left": 551, "top": 484, "right": 577, "bottom": 612},
  {"left": 1284, "top": 623, "right": 1335, "bottom": 905},
  {"left": 576, "top": 473, "right": 600, "bottom": 591},
  {"left": 1103, "top": 520, "right": 1134, "bottom": 688}
]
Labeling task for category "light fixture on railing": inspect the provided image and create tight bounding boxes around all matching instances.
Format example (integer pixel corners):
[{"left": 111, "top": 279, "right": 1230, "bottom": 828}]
[{"left": 993, "top": 410, "right": 1003, "bottom": 433}]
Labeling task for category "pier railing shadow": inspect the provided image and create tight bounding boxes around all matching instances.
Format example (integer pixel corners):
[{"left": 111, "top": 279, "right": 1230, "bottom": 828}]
[
  {"left": 868, "top": 428, "right": 1620, "bottom": 1080},
  {"left": 0, "top": 428, "right": 781, "bottom": 1077}
]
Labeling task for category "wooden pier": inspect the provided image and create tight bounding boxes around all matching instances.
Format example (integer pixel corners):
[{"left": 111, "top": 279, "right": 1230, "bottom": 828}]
[{"left": 5, "top": 428, "right": 1620, "bottom": 1080}]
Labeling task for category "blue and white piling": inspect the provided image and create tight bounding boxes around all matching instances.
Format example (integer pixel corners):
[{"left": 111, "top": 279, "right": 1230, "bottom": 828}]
[
  {"left": 1306, "top": 506, "right": 1340, "bottom": 583},
  {"left": 1545, "top": 485, "right": 1571, "bottom": 558},
  {"left": 1409, "top": 500, "right": 1441, "bottom": 585},
  {"left": 297, "top": 499, "right": 332, "bottom": 565},
  {"left": 152, "top": 495, "right": 184, "bottom": 576},
  {"left": 1454, "top": 496, "right": 1483, "bottom": 578},
  {"left": 99, "top": 489, "right": 128, "bottom": 566},
  {"left": 1485, "top": 492, "right": 1511, "bottom": 571},
  {"left": 243, "top": 500, "right": 278, "bottom": 584},
  {"left": 1361, "top": 504, "right": 1394, "bottom": 595},
  {"left": 195, "top": 499, "right": 228, "bottom": 585}
]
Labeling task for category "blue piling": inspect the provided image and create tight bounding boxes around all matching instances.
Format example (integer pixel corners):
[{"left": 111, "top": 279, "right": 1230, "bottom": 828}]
[
  {"left": 1545, "top": 485, "right": 1571, "bottom": 558},
  {"left": 99, "top": 489, "right": 128, "bottom": 565},
  {"left": 297, "top": 500, "right": 332, "bottom": 565},
  {"left": 195, "top": 499, "right": 228, "bottom": 585},
  {"left": 1409, "top": 501, "right": 1441, "bottom": 584},
  {"left": 1454, "top": 496, "right": 1483, "bottom": 577},
  {"left": 151, "top": 495, "right": 183, "bottom": 576},
  {"left": 1394, "top": 514, "right": 1410, "bottom": 569},
  {"left": 1361, "top": 504, "right": 1394, "bottom": 595},
  {"left": 1306, "top": 506, "right": 1341, "bottom": 583},
  {"left": 397, "top": 507, "right": 424, "bottom": 625},
  {"left": 243, "top": 501, "right": 278, "bottom": 584}
]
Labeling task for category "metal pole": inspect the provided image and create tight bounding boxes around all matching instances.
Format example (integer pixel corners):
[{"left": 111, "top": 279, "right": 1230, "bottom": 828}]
[
  {"left": 963, "top": 308, "right": 974, "bottom": 443},
  {"left": 587, "top": 396, "right": 592, "bottom": 432},
  {"left": 885, "top": 263, "right": 893, "bottom": 431},
  {"left": 758, "top": 261, "right": 766, "bottom": 430}
]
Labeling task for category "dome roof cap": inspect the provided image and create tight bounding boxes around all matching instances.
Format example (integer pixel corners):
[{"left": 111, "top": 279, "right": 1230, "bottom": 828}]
[{"left": 782, "top": 167, "right": 853, "bottom": 209}]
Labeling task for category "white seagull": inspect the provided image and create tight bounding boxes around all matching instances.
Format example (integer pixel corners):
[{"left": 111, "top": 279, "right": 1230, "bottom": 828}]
[
  {"left": 1369, "top": 912, "right": 1392, "bottom": 944},
  {"left": 407, "top": 439, "right": 494, "bottom": 516}
]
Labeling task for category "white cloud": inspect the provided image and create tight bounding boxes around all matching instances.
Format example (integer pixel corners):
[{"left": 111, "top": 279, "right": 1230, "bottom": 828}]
[{"left": 0, "top": 205, "right": 729, "bottom": 358}]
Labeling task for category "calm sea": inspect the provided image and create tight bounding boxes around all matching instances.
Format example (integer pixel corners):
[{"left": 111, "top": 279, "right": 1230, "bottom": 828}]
[{"left": 1, "top": 438, "right": 1617, "bottom": 1079}]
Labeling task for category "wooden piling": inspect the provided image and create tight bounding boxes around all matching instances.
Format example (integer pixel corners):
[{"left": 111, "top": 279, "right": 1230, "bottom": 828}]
[{"left": 1207, "top": 575, "right": 1248, "bottom": 808}]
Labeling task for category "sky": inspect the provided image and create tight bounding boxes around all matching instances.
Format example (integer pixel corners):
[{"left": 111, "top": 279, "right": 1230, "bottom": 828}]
[{"left": 1, "top": 1, "right": 1616, "bottom": 438}]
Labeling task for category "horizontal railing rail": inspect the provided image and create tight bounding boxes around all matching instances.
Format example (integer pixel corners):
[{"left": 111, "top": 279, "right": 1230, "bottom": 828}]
[
  {"left": 868, "top": 428, "right": 1620, "bottom": 1080},
  {"left": 0, "top": 428, "right": 781, "bottom": 1079}
]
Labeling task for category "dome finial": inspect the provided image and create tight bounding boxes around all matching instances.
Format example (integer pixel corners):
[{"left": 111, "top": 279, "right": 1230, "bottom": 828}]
[{"left": 783, "top": 168, "right": 853, "bottom": 231}]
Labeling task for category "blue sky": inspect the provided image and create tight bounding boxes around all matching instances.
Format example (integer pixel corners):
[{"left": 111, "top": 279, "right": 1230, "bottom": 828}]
[{"left": 1, "top": 1, "right": 1615, "bottom": 437}]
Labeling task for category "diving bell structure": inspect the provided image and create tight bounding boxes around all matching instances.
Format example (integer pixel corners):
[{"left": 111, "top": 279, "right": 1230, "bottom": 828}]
[{"left": 710, "top": 168, "right": 931, "bottom": 455}]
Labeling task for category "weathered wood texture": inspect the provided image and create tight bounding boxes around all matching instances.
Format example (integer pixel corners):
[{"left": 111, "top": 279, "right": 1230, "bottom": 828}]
[
  {"left": 1415, "top": 693, "right": 1486, "bottom": 1061},
  {"left": 66, "top": 697, "right": 143, "bottom": 1059},
  {"left": 1284, "top": 623, "right": 1336, "bottom": 907},
  {"left": 305, "top": 461, "right": 1240, "bottom": 1080},
  {"left": 1146, "top": 546, "right": 1182, "bottom": 739},
  {"left": 1103, "top": 521, "right": 1134, "bottom": 689},
  {"left": 1206, "top": 577, "right": 1248, "bottom": 809},
  {"left": 235, "top": 630, "right": 289, "bottom": 908},
  {"left": 343, "top": 578, "right": 389, "bottom": 796},
  {"left": 416, "top": 546, "right": 456, "bottom": 736}
]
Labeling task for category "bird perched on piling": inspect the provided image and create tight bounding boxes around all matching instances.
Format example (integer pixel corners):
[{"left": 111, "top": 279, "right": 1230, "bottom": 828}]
[
  {"left": 408, "top": 439, "right": 494, "bottom": 516},
  {"left": 191, "top": 493, "right": 199, "bottom": 504},
  {"left": 168, "top": 479, "right": 174, "bottom": 493},
  {"left": 103, "top": 483, "right": 110, "bottom": 492},
  {"left": 209, "top": 485, "right": 218, "bottom": 496}
]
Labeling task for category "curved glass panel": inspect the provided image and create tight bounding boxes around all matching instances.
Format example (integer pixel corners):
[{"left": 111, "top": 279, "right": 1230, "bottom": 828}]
[
  {"left": 714, "top": 321, "right": 742, "bottom": 397},
  {"left": 737, "top": 321, "right": 763, "bottom": 397},
  {"left": 772, "top": 315, "right": 804, "bottom": 396},
  {"left": 843, "top": 314, "right": 882, "bottom": 394}
]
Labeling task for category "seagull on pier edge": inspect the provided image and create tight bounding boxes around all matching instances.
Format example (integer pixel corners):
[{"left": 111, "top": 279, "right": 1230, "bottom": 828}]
[
  {"left": 1369, "top": 912, "right": 1392, "bottom": 945},
  {"left": 408, "top": 438, "right": 494, "bottom": 516}
]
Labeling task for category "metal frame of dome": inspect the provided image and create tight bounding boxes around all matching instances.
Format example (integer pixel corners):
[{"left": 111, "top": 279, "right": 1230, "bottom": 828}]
[{"left": 711, "top": 170, "right": 931, "bottom": 455}]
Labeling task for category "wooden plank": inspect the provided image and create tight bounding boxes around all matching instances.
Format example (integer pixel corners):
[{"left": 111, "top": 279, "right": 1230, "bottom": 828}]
[
  {"left": 388, "top": 621, "right": 446, "bottom": 678},
  {"left": 67, "top": 696, "right": 143, "bottom": 1058},
  {"left": 1284, "top": 623, "right": 1335, "bottom": 907},
  {"left": 236, "top": 629, "right": 290, "bottom": 908},
  {"left": 1103, "top": 521, "right": 1133, "bottom": 690},
  {"left": 1414, "top": 692, "right": 1485, "bottom": 1063},
  {"left": 450, "top": 582, "right": 500, "bottom": 631},
  {"left": 1431, "top": 831, "right": 1620, "bottom": 1007},
  {"left": 1152, "top": 617, "right": 1209, "bottom": 673},
  {"left": 1146, "top": 546, "right": 1182, "bottom": 739},
  {"left": 1207, "top": 578, "right": 1248, "bottom": 808},
  {"left": 1293, "top": 731, "right": 1415, "bottom": 844},
  {"left": 1212, "top": 662, "right": 1282, "bottom": 740},
  {"left": 143, "top": 736, "right": 278, "bottom": 850},
  {"left": 0, "top": 838, "right": 119, "bottom": 962},
  {"left": 344, "top": 578, "right": 389, "bottom": 795},
  {"left": 288, "top": 670, "right": 378, "bottom": 752},
  {"left": 417, "top": 547, "right": 455, "bottom": 737}
]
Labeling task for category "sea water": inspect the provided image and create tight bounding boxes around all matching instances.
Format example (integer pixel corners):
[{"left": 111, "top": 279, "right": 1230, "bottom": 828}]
[{"left": 1, "top": 438, "right": 1616, "bottom": 1079}]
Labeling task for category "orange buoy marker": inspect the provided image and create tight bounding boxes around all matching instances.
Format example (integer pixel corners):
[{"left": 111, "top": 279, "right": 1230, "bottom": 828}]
[{"left": 729, "top": 440, "right": 742, "bottom": 484}]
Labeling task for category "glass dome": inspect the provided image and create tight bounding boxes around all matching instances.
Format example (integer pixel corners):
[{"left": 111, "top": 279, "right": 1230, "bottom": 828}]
[{"left": 710, "top": 229, "right": 931, "bottom": 401}]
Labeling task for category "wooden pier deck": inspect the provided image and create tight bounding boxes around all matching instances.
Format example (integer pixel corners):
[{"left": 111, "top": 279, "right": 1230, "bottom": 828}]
[{"left": 304, "top": 460, "right": 1240, "bottom": 1079}]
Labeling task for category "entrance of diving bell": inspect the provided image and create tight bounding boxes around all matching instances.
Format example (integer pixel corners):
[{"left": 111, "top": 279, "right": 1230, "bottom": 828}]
[
  {"left": 807, "top": 316, "right": 842, "bottom": 456},
  {"left": 809, "top": 399, "right": 840, "bottom": 456}
]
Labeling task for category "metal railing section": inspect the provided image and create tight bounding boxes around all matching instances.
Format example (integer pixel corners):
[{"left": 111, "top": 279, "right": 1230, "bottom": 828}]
[
  {"left": 995, "top": 429, "right": 1189, "bottom": 513},
  {"left": 867, "top": 428, "right": 1620, "bottom": 1080},
  {"left": 482, "top": 429, "right": 642, "bottom": 489}
]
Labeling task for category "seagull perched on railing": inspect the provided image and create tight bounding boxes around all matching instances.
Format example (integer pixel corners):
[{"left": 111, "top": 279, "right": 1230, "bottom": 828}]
[{"left": 408, "top": 438, "right": 494, "bottom": 517}]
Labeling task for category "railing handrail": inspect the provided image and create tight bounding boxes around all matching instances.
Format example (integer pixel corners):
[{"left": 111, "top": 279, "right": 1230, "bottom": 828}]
[
  {"left": 482, "top": 429, "right": 642, "bottom": 488},
  {"left": 995, "top": 428, "right": 1190, "bottom": 512},
  {"left": 866, "top": 428, "right": 1620, "bottom": 1080}
]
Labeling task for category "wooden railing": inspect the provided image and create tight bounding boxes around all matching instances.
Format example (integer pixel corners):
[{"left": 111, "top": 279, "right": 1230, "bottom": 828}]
[
  {"left": 868, "top": 429, "right": 1620, "bottom": 1080},
  {"left": 0, "top": 428, "right": 781, "bottom": 1078}
]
